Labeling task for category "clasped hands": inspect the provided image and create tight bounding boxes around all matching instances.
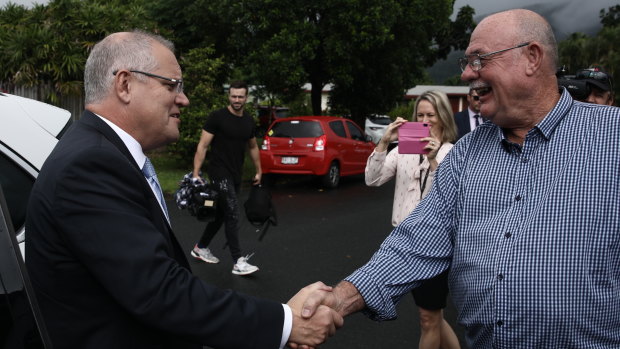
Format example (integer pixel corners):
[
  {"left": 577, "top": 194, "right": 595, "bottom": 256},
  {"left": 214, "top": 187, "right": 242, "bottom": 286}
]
[{"left": 286, "top": 281, "right": 344, "bottom": 348}]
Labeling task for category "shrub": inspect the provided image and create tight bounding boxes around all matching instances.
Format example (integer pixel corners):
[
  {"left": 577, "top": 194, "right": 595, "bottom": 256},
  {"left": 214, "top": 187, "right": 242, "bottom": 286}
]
[{"left": 167, "top": 46, "right": 227, "bottom": 161}]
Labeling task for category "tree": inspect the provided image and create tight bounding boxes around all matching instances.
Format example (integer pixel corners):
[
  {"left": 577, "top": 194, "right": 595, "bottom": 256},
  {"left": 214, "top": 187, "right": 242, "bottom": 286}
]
[
  {"left": 166, "top": 46, "right": 227, "bottom": 160},
  {"left": 143, "top": 0, "right": 232, "bottom": 87},
  {"left": 328, "top": 2, "right": 475, "bottom": 122},
  {"left": 0, "top": 0, "right": 160, "bottom": 104},
  {"left": 600, "top": 4, "right": 620, "bottom": 28},
  {"left": 443, "top": 74, "right": 468, "bottom": 86},
  {"left": 197, "top": 0, "right": 475, "bottom": 125},
  {"left": 558, "top": 5, "right": 619, "bottom": 104}
]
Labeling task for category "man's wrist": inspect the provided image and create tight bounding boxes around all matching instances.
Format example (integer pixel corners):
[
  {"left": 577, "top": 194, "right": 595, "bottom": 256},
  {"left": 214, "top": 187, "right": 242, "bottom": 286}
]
[{"left": 332, "top": 281, "right": 364, "bottom": 317}]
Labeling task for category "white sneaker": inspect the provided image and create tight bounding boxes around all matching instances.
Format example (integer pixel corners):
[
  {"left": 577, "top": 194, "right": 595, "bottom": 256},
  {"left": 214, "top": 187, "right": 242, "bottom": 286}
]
[
  {"left": 232, "top": 254, "right": 259, "bottom": 275},
  {"left": 190, "top": 245, "right": 220, "bottom": 264}
]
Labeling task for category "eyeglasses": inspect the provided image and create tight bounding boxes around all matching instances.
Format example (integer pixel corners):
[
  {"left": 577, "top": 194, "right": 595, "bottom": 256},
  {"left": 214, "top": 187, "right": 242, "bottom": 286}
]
[
  {"left": 112, "top": 70, "right": 184, "bottom": 94},
  {"left": 458, "top": 42, "right": 530, "bottom": 72}
]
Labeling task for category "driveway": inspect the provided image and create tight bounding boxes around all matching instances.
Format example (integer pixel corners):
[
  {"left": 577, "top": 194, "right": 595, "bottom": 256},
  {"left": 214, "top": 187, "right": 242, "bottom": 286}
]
[{"left": 169, "top": 175, "right": 465, "bottom": 348}]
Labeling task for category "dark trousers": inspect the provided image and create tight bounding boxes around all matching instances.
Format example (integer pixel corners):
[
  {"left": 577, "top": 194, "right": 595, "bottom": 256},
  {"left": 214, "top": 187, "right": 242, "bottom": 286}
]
[{"left": 197, "top": 178, "right": 242, "bottom": 261}]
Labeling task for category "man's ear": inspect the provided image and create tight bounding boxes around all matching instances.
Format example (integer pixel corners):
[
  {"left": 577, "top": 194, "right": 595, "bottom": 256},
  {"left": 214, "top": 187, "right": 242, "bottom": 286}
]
[
  {"left": 524, "top": 42, "right": 543, "bottom": 76},
  {"left": 113, "top": 70, "right": 132, "bottom": 103}
]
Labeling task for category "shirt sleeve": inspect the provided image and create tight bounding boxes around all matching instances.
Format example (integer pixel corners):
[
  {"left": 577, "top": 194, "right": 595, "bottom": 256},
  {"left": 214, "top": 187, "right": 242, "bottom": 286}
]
[
  {"left": 365, "top": 148, "right": 398, "bottom": 187},
  {"left": 345, "top": 145, "right": 457, "bottom": 321},
  {"left": 280, "top": 304, "right": 292, "bottom": 349},
  {"left": 203, "top": 110, "right": 218, "bottom": 133}
]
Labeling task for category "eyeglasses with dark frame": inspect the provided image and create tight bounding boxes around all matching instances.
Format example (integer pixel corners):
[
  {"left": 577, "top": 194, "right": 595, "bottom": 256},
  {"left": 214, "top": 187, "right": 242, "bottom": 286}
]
[
  {"left": 458, "top": 42, "right": 530, "bottom": 72},
  {"left": 112, "top": 70, "right": 184, "bottom": 94}
]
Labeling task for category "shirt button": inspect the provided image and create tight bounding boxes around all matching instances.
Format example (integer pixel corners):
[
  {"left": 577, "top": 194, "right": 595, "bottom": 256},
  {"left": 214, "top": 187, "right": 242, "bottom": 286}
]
[
  {"left": 521, "top": 158, "right": 528, "bottom": 163},
  {"left": 515, "top": 195, "right": 522, "bottom": 201},
  {"left": 497, "top": 274, "right": 504, "bottom": 280},
  {"left": 496, "top": 320, "right": 504, "bottom": 327},
  {"left": 504, "top": 232, "right": 512, "bottom": 238}
]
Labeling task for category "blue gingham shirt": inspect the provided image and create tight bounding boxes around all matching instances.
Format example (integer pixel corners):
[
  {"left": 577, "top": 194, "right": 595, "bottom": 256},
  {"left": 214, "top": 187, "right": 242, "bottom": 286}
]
[{"left": 346, "top": 90, "right": 620, "bottom": 348}]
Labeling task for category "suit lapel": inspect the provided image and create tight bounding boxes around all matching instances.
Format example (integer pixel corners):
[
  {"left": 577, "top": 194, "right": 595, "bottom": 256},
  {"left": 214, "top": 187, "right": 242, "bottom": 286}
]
[
  {"left": 79, "top": 111, "right": 191, "bottom": 270},
  {"left": 80, "top": 111, "right": 168, "bottom": 225},
  {"left": 80, "top": 111, "right": 140, "bottom": 171}
]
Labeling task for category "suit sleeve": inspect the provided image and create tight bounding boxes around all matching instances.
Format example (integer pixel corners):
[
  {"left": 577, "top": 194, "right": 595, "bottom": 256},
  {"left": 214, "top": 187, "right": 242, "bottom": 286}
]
[{"left": 53, "top": 146, "right": 283, "bottom": 348}]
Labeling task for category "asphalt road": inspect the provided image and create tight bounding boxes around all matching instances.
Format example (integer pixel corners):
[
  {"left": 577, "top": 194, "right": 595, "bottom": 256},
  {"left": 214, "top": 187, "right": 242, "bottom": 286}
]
[{"left": 169, "top": 174, "right": 466, "bottom": 348}]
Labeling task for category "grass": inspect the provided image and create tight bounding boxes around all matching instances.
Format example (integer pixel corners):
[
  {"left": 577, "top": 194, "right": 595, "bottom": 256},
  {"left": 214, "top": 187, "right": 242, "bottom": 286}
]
[
  {"left": 148, "top": 146, "right": 261, "bottom": 197},
  {"left": 147, "top": 152, "right": 190, "bottom": 198}
]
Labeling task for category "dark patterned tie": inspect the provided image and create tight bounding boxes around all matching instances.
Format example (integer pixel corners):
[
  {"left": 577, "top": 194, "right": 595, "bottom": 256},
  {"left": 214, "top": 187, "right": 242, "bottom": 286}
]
[
  {"left": 142, "top": 157, "right": 170, "bottom": 222},
  {"left": 474, "top": 114, "right": 480, "bottom": 127}
]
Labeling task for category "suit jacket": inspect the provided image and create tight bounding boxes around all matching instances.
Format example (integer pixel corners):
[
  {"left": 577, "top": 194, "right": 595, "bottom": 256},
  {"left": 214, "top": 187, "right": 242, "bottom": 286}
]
[
  {"left": 453, "top": 109, "right": 472, "bottom": 141},
  {"left": 25, "top": 111, "right": 283, "bottom": 349}
]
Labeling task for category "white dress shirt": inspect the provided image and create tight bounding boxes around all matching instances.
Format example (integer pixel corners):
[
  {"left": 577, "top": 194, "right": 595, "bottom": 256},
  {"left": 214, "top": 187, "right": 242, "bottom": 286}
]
[{"left": 467, "top": 108, "right": 482, "bottom": 131}]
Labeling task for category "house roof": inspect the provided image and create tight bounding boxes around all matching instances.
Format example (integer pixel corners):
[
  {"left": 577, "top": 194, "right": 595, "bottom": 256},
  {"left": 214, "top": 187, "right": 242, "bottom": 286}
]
[
  {"left": 404, "top": 85, "right": 469, "bottom": 96},
  {"left": 300, "top": 83, "right": 469, "bottom": 96}
]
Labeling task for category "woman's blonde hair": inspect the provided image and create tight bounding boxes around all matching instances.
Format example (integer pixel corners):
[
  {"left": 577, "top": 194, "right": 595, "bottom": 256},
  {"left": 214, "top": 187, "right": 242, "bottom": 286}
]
[{"left": 413, "top": 90, "right": 458, "bottom": 143}]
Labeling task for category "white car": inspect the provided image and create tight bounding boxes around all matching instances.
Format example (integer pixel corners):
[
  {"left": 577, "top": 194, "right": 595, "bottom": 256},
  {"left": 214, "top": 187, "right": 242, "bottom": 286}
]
[
  {"left": 0, "top": 92, "right": 72, "bottom": 257},
  {"left": 365, "top": 115, "right": 392, "bottom": 144}
]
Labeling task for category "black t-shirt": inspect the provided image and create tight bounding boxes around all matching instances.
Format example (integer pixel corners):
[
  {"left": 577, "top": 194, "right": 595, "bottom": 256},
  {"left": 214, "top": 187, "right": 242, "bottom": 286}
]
[{"left": 204, "top": 108, "right": 256, "bottom": 185}]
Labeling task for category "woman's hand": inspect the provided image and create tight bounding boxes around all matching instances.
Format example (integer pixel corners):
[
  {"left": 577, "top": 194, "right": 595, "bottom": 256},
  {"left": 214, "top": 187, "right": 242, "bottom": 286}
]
[
  {"left": 377, "top": 117, "right": 407, "bottom": 152},
  {"left": 421, "top": 135, "right": 441, "bottom": 160}
]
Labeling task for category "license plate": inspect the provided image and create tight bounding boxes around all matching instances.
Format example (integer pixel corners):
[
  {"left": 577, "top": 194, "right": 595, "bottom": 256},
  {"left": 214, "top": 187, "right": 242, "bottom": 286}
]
[{"left": 281, "top": 156, "right": 298, "bottom": 164}]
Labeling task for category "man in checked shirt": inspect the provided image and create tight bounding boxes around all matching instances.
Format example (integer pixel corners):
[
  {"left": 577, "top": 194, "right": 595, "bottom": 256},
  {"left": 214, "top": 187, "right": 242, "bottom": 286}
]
[{"left": 290, "top": 8, "right": 620, "bottom": 349}]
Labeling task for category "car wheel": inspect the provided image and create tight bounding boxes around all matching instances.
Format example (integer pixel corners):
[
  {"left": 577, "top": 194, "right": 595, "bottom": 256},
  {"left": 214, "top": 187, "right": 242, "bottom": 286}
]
[{"left": 322, "top": 161, "right": 340, "bottom": 188}]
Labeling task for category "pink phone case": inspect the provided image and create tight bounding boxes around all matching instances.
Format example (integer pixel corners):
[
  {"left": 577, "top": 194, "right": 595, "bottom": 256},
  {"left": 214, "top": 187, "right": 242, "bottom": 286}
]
[{"left": 398, "top": 122, "right": 430, "bottom": 154}]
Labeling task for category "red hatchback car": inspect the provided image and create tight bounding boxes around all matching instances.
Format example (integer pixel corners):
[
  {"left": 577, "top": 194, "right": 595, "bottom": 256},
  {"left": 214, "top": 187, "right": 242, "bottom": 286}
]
[{"left": 260, "top": 116, "right": 375, "bottom": 188}]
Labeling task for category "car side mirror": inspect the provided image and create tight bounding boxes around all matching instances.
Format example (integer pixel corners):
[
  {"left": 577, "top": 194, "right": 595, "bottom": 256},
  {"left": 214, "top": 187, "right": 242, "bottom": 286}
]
[{"left": 365, "top": 135, "right": 373, "bottom": 143}]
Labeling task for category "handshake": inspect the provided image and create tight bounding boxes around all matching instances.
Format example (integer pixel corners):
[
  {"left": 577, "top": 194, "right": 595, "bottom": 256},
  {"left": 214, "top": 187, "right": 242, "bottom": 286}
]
[{"left": 286, "top": 281, "right": 363, "bottom": 348}]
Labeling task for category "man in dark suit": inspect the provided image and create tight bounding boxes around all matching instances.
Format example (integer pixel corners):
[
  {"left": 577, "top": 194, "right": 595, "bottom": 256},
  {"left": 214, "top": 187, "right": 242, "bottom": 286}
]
[
  {"left": 453, "top": 88, "right": 482, "bottom": 141},
  {"left": 25, "top": 30, "right": 341, "bottom": 349}
]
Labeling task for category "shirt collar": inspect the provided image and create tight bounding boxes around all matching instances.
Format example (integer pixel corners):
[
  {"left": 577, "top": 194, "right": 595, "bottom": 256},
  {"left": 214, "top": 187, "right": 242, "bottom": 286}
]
[
  {"left": 493, "top": 88, "right": 574, "bottom": 145},
  {"left": 533, "top": 87, "right": 573, "bottom": 140},
  {"left": 94, "top": 113, "right": 147, "bottom": 169}
]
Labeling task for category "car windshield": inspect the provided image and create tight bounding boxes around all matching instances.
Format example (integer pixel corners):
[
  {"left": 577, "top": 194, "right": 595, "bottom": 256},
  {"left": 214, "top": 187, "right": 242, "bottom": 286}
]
[
  {"left": 270, "top": 120, "right": 323, "bottom": 138},
  {"left": 368, "top": 117, "right": 391, "bottom": 125}
]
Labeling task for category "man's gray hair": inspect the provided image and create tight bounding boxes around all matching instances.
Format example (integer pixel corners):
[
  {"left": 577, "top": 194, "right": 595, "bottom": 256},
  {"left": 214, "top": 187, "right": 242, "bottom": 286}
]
[{"left": 84, "top": 30, "right": 175, "bottom": 104}]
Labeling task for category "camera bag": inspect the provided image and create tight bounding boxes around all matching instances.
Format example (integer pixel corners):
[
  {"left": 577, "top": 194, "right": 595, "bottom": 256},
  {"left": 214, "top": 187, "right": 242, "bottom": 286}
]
[{"left": 244, "top": 184, "right": 277, "bottom": 241}]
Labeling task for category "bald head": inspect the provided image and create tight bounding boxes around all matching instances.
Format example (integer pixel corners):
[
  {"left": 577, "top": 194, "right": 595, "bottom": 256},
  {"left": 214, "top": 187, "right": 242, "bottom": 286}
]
[
  {"left": 461, "top": 9, "right": 561, "bottom": 142},
  {"left": 476, "top": 9, "right": 558, "bottom": 73}
]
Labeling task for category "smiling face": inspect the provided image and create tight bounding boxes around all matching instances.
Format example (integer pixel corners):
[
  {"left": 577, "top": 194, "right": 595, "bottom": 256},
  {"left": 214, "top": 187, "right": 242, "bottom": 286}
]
[
  {"left": 228, "top": 87, "right": 248, "bottom": 114},
  {"left": 131, "top": 41, "right": 189, "bottom": 151},
  {"left": 585, "top": 85, "right": 614, "bottom": 106},
  {"left": 459, "top": 10, "right": 561, "bottom": 139},
  {"left": 416, "top": 99, "right": 443, "bottom": 138},
  {"left": 460, "top": 17, "right": 528, "bottom": 127}
]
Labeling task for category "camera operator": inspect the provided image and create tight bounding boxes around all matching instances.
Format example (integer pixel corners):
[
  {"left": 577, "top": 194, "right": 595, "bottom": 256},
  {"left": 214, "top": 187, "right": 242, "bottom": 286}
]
[{"left": 575, "top": 67, "right": 615, "bottom": 106}]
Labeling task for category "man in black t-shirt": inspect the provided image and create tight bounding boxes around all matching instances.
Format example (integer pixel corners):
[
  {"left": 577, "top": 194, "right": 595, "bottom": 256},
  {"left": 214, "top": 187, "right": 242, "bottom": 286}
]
[{"left": 190, "top": 81, "right": 262, "bottom": 275}]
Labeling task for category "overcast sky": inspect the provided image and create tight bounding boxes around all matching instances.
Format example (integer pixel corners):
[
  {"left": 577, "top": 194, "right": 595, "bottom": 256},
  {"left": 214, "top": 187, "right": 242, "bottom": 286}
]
[
  {"left": 0, "top": 0, "right": 40, "bottom": 7},
  {"left": 453, "top": 0, "right": 618, "bottom": 40},
  {"left": 441, "top": 0, "right": 619, "bottom": 82}
]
